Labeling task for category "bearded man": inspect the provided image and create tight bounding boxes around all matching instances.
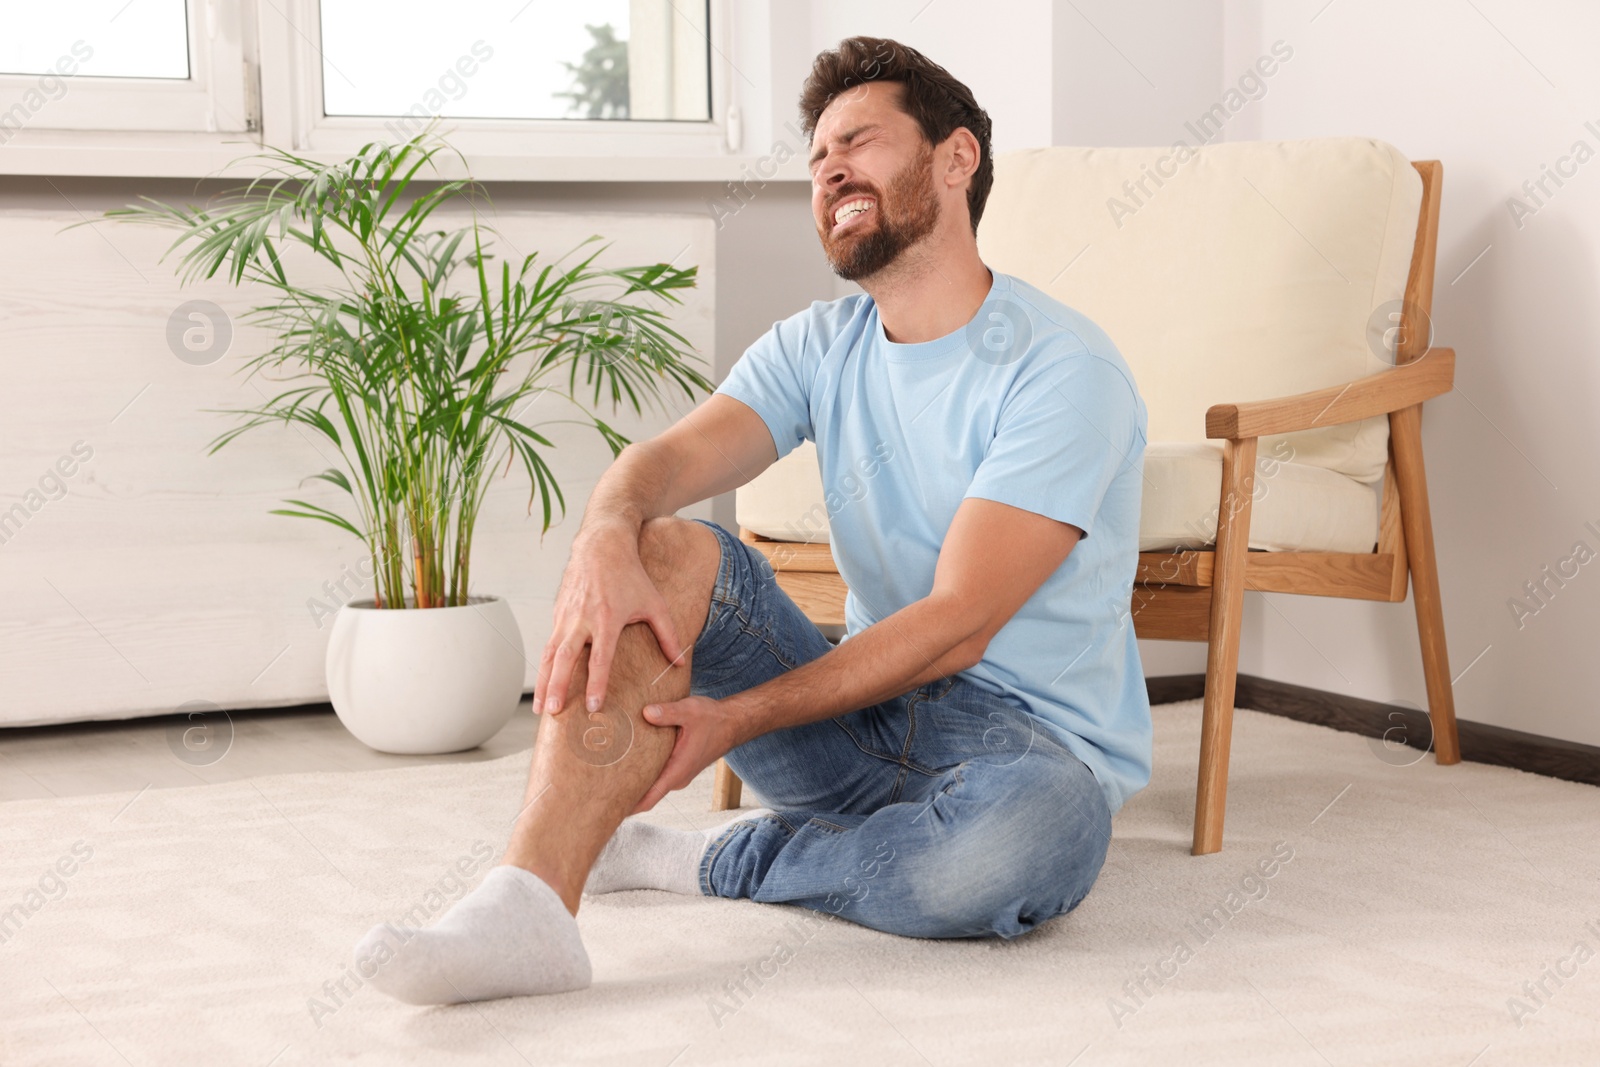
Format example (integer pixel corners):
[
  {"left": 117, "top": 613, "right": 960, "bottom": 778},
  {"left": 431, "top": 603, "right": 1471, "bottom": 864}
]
[{"left": 357, "top": 35, "right": 1150, "bottom": 1005}]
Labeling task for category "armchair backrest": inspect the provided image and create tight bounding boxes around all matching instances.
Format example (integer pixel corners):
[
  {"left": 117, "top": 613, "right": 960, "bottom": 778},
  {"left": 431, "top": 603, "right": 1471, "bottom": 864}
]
[{"left": 977, "top": 137, "right": 1423, "bottom": 485}]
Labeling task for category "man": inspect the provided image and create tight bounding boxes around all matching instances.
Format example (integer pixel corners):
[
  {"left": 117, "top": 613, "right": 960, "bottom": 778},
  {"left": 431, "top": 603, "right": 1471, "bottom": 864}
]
[{"left": 356, "top": 35, "right": 1151, "bottom": 1006}]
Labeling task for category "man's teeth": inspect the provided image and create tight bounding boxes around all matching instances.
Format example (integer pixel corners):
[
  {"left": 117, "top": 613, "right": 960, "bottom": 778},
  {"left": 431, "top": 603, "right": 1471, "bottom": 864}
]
[{"left": 834, "top": 200, "right": 872, "bottom": 225}]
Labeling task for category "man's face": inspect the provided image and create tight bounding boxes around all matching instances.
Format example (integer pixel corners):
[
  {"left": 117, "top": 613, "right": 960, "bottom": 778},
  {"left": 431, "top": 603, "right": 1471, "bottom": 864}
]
[{"left": 808, "top": 82, "right": 941, "bottom": 281}]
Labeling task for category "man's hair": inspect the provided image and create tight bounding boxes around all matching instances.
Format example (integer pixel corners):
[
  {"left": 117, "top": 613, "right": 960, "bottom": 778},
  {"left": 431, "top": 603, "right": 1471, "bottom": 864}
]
[{"left": 798, "top": 36, "right": 994, "bottom": 234}]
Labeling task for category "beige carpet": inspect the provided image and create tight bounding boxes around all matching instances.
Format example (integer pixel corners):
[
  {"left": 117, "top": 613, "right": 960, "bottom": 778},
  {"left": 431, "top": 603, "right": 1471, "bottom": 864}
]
[{"left": 3, "top": 699, "right": 1598, "bottom": 1067}]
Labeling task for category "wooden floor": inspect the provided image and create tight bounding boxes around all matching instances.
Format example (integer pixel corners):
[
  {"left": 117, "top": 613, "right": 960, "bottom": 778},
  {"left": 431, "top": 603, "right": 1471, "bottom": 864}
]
[{"left": 0, "top": 700, "right": 538, "bottom": 803}]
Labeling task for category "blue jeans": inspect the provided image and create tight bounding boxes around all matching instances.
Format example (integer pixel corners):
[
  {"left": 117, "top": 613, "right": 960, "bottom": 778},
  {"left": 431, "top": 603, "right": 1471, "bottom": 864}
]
[{"left": 686, "top": 519, "right": 1113, "bottom": 941}]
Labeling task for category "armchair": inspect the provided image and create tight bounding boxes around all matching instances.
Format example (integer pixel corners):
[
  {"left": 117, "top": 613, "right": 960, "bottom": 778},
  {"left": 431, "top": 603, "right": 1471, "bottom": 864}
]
[{"left": 719, "top": 140, "right": 1459, "bottom": 856}]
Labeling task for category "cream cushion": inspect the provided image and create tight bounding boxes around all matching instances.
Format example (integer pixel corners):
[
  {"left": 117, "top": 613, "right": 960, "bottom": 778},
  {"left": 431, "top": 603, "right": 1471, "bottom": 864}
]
[
  {"left": 735, "top": 137, "right": 1420, "bottom": 553},
  {"left": 981, "top": 137, "right": 1421, "bottom": 486},
  {"left": 739, "top": 440, "right": 832, "bottom": 543},
  {"left": 737, "top": 441, "right": 1380, "bottom": 554},
  {"left": 1139, "top": 442, "right": 1378, "bottom": 553}
]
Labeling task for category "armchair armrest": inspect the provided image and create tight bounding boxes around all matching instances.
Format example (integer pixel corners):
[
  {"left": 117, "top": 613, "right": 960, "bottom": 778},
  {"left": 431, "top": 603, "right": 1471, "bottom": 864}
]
[{"left": 1205, "top": 348, "right": 1455, "bottom": 440}]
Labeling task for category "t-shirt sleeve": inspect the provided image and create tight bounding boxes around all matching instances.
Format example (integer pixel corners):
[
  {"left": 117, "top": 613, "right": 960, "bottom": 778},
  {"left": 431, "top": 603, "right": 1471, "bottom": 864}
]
[
  {"left": 962, "top": 353, "right": 1146, "bottom": 539},
  {"left": 713, "top": 305, "right": 823, "bottom": 461}
]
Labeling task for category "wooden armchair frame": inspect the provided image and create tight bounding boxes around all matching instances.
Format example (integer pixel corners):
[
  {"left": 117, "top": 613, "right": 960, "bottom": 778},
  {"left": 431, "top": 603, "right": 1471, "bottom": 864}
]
[
  {"left": 1142, "top": 160, "right": 1458, "bottom": 853},
  {"left": 719, "top": 161, "right": 1459, "bottom": 857}
]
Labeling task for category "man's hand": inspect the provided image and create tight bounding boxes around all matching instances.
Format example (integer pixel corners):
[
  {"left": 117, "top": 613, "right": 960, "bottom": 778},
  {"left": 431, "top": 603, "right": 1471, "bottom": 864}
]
[
  {"left": 532, "top": 398, "right": 777, "bottom": 717},
  {"left": 536, "top": 525, "right": 683, "bottom": 716},
  {"left": 631, "top": 695, "right": 743, "bottom": 813}
]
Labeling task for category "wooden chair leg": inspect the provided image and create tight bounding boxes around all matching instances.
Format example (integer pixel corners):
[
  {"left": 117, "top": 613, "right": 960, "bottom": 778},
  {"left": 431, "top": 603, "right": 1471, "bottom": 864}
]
[
  {"left": 711, "top": 757, "right": 743, "bottom": 810},
  {"left": 1390, "top": 403, "right": 1461, "bottom": 764},
  {"left": 1193, "top": 437, "right": 1258, "bottom": 856}
]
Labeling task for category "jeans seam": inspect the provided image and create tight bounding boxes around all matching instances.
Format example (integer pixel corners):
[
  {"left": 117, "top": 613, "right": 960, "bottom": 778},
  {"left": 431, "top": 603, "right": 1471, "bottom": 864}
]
[
  {"left": 697, "top": 520, "right": 741, "bottom": 632},
  {"left": 771, "top": 811, "right": 803, "bottom": 834},
  {"left": 900, "top": 696, "right": 956, "bottom": 778},
  {"left": 899, "top": 696, "right": 920, "bottom": 764},
  {"left": 882, "top": 697, "right": 923, "bottom": 803},
  {"left": 939, "top": 761, "right": 967, "bottom": 802},
  {"left": 736, "top": 613, "right": 801, "bottom": 675},
  {"left": 829, "top": 717, "right": 910, "bottom": 766},
  {"left": 830, "top": 695, "right": 949, "bottom": 778}
]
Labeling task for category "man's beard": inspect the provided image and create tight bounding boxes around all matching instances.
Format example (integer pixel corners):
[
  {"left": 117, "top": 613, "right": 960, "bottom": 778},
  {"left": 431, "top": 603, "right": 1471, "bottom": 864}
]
[{"left": 819, "top": 143, "right": 941, "bottom": 282}]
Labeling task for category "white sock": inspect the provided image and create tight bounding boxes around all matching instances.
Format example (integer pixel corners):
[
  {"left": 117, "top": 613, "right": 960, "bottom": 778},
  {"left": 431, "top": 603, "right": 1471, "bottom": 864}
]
[
  {"left": 354, "top": 866, "right": 590, "bottom": 1005},
  {"left": 584, "top": 808, "right": 774, "bottom": 897}
]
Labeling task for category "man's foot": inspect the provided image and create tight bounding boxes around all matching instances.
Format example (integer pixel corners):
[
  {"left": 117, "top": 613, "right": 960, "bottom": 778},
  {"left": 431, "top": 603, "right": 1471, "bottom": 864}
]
[
  {"left": 354, "top": 866, "right": 590, "bottom": 1005},
  {"left": 584, "top": 808, "right": 775, "bottom": 896}
]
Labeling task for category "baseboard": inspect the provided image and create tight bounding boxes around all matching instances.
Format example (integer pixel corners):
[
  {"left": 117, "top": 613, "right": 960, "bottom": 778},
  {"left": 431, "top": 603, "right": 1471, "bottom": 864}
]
[{"left": 1146, "top": 673, "right": 1600, "bottom": 789}]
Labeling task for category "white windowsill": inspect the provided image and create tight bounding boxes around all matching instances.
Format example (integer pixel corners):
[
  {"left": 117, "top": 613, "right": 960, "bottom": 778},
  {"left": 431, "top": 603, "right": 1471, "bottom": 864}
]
[{"left": 0, "top": 131, "right": 812, "bottom": 182}]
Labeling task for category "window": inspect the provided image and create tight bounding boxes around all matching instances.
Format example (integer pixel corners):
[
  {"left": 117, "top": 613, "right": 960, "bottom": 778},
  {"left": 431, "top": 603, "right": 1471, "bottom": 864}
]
[
  {"left": 0, "top": 0, "right": 254, "bottom": 139},
  {"left": 318, "top": 0, "right": 710, "bottom": 125},
  {"left": 296, "top": 0, "right": 723, "bottom": 159},
  {"left": 0, "top": 0, "right": 756, "bottom": 178},
  {"left": 1, "top": 3, "right": 190, "bottom": 78}
]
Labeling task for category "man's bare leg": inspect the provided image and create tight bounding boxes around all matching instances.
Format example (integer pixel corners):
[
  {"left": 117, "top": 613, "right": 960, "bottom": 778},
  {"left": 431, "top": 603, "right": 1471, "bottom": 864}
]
[
  {"left": 501, "top": 516, "right": 724, "bottom": 913},
  {"left": 353, "top": 517, "right": 728, "bottom": 1005}
]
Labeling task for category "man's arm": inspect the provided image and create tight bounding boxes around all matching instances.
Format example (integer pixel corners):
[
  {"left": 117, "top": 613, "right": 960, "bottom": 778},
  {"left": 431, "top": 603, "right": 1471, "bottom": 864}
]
[
  {"left": 633, "top": 496, "right": 1082, "bottom": 810},
  {"left": 537, "top": 394, "right": 777, "bottom": 715}
]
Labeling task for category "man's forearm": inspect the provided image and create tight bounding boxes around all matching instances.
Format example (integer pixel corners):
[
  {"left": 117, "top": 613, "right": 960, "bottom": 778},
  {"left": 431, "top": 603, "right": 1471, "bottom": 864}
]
[
  {"left": 722, "top": 593, "right": 986, "bottom": 744},
  {"left": 574, "top": 396, "right": 775, "bottom": 550},
  {"left": 577, "top": 442, "right": 680, "bottom": 542}
]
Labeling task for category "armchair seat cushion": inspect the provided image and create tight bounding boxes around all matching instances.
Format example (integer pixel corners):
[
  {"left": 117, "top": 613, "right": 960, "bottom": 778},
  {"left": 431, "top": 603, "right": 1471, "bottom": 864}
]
[
  {"left": 736, "top": 441, "right": 1380, "bottom": 555},
  {"left": 738, "top": 442, "right": 831, "bottom": 544},
  {"left": 1138, "top": 442, "right": 1378, "bottom": 553}
]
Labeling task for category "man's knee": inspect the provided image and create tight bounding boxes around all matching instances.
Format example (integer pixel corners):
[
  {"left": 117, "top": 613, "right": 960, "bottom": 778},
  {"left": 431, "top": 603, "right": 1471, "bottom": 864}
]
[
  {"left": 637, "top": 517, "right": 715, "bottom": 582},
  {"left": 902, "top": 762, "right": 1110, "bottom": 938},
  {"left": 903, "top": 844, "right": 1097, "bottom": 940},
  {"left": 635, "top": 517, "right": 721, "bottom": 648}
]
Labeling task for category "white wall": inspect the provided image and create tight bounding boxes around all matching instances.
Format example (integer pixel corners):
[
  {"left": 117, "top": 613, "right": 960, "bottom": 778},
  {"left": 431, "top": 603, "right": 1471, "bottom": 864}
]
[
  {"left": 0, "top": 200, "right": 716, "bottom": 726},
  {"left": 1213, "top": 0, "right": 1600, "bottom": 747},
  {"left": 804, "top": 0, "right": 1055, "bottom": 156},
  {"left": 1052, "top": 0, "right": 1225, "bottom": 147}
]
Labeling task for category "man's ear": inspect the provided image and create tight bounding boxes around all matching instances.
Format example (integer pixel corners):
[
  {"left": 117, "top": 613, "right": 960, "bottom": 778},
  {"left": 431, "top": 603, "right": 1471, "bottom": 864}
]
[{"left": 941, "top": 127, "right": 981, "bottom": 192}]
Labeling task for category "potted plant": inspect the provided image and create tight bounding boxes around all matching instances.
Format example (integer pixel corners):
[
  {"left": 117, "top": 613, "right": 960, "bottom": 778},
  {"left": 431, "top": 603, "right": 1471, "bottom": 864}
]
[{"left": 104, "top": 130, "right": 711, "bottom": 753}]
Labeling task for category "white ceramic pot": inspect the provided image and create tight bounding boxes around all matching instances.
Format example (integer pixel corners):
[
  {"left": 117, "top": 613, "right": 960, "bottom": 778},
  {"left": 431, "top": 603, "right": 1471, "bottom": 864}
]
[{"left": 326, "top": 594, "right": 525, "bottom": 754}]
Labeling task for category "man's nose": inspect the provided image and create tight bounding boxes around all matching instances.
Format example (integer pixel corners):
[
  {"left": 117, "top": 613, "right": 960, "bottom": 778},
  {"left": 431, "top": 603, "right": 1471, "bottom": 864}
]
[{"left": 816, "top": 152, "right": 851, "bottom": 191}]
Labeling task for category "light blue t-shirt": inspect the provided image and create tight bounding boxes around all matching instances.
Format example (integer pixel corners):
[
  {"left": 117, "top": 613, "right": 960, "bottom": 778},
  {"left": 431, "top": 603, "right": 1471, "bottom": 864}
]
[{"left": 716, "top": 270, "right": 1151, "bottom": 814}]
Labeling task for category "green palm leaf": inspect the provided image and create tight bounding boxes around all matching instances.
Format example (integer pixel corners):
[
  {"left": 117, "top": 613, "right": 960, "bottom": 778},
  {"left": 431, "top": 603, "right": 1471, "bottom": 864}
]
[{"left": 97, "top": 122, "right": 709, "bottom": 609}]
